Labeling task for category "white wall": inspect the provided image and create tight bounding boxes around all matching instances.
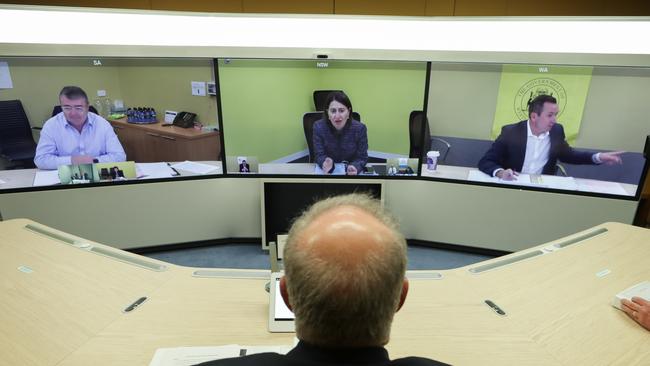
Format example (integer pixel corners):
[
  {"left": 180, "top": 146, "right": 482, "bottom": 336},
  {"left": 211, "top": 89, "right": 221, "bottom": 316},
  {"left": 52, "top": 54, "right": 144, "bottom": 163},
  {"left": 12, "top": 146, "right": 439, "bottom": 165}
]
[{"left": 0, "top": 178, "right": 637, "bottom": 251}]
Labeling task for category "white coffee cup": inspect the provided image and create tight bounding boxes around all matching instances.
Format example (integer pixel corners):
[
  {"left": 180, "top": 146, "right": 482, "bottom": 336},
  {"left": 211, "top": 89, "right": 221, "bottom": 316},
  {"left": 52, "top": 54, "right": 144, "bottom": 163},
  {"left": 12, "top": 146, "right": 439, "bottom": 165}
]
[{"left": 426, "top": 151, "right": 440, "bottom": 171}]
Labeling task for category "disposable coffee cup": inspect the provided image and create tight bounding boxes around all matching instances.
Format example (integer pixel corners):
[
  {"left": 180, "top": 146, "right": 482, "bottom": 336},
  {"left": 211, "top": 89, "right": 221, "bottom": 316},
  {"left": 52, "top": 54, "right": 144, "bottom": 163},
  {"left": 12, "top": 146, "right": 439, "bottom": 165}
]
[{"left": 426, "top": 151, "right": 440, "bottom": 171}]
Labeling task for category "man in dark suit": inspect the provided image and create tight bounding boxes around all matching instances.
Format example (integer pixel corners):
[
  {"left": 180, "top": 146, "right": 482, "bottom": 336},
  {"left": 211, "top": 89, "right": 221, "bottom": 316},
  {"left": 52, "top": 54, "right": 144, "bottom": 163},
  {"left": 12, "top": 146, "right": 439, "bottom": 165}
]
[
  {"left": 197, "top": 194, "right": 448, "bottom": 366},
  {"left": 238, "top": 159, "right": 250, "bottom": 173},
  {"left": 478, "top": 94, "right": 623, "bottom": 180}
]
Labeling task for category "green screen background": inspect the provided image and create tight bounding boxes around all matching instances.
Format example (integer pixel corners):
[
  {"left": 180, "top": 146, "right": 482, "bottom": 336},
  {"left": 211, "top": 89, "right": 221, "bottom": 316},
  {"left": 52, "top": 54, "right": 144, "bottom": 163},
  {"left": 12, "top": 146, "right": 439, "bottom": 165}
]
[{"left": 218, "top": 59, "right": 427, "bottom": 163}]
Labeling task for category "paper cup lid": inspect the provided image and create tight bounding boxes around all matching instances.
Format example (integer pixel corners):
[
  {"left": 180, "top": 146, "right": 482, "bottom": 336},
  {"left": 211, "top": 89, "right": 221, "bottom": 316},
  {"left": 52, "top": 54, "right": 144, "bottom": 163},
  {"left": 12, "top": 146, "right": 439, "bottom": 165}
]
[{"left": 427, "top": 151, "right": 440, "bottom": 157}]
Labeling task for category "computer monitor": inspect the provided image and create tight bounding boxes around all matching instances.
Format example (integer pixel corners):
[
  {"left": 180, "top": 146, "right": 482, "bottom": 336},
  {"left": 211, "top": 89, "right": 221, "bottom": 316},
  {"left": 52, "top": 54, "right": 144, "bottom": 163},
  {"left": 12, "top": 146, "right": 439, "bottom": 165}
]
[{"left": 260, "top": 179, "right": 384, "bottom": 250}]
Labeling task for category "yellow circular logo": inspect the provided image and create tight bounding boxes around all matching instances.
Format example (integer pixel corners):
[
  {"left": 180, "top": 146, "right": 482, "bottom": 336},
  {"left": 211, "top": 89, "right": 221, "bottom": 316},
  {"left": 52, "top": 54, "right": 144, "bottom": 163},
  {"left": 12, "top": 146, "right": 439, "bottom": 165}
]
[{"left": 514, "top": 78, "right": 567, "bottom": 120}]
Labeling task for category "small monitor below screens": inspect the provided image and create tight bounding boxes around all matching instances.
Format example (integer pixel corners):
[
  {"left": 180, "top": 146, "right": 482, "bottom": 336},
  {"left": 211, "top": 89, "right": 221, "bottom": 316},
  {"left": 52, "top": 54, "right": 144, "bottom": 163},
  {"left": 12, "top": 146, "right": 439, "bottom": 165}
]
[{"left": 261, "top": 180, "right": 383, "bottom": 250}]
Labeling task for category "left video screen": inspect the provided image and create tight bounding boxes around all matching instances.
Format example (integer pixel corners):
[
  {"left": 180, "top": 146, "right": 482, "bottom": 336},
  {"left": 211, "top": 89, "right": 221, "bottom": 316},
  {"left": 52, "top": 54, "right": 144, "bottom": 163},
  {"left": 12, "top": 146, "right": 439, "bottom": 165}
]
[
  {"left": 0, "top": 57, "right": 222, "bottom": 191},
  {"left": 218, "top": 58, "right": 427, "bottom": 176}
]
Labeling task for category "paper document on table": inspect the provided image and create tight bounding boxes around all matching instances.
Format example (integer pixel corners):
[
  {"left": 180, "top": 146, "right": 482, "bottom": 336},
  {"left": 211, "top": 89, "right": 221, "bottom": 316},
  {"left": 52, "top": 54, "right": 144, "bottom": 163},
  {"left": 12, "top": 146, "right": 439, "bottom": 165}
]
[
  {"left": 467, "top": 169, "right": 533, "bottom": 186},
  {"left": 578, "top": 179, "right": 629, "bottom": 196},
  {"left": 170, "top": 161, "right": 219, "bottom": 175},
  {"left": 531, "top": 175, "right": 578, "bottom": 190},
  {"left": 612, "top": 281, "right": 650, "bottom": 310},
  {"left": 136, "top": 163, "right": 176, "bottom": 179},
  {"left": 315, "top": 163, "right": 346, "bottom": 175},
  {"left": 149, "top": 344, "right": 291, "bottom": 366},
  {"left": 33, "top": 170, "right": 60, "bottom": 186},
  {"left": 467, "top": 170, "right": 581, "bottom": 190},
  {"left": 0, "top": 178, "right": 6, "bottom": 184}
]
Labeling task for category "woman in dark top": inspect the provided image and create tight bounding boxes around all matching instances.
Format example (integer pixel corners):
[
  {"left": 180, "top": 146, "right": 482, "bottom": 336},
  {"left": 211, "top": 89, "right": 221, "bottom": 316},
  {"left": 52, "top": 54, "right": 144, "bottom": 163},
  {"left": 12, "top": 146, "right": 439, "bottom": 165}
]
[{"left": 312, "top": 91, "right": 368, "bottom": 175}]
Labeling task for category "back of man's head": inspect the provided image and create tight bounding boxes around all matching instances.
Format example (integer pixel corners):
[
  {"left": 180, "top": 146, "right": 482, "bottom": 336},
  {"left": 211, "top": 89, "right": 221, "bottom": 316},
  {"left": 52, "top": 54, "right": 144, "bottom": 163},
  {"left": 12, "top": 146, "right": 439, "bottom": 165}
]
[{"left": 283, "top": 193, "right": 408, "bottom": 348}]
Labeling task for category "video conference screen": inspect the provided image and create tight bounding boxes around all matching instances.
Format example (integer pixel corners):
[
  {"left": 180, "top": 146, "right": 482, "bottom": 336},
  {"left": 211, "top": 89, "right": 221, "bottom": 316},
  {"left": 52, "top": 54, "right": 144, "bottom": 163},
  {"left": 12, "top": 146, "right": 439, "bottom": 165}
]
[
  {"left": 218, "top": 58, "right": 428, "bottom": 177},
  {"left": 0, "top": 56, "right": 222, "bottom": 192},
  {"left": 1, "top": 55, "right": 646, "bottom": 200},
  {"left": 420, "top": 62, "right": 648, "bottom": 198}
]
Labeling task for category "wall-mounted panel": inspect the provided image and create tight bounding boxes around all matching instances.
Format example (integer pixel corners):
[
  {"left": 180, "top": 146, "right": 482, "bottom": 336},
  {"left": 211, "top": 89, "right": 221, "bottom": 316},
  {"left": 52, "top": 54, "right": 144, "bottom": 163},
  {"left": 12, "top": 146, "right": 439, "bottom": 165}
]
[
  {"left": 453, "top": 0, "right": 507, "bottom": 16},
  {"left": 507, "top": 0, "right": 607, "bottom": 16},
  {"left": 425, "top": 0, "right": 454, "bottom": 16},
  {"left": 151, "top": 0, "right": 243, "bottom": 12},
  {"left": 243, "top": 0, "right": 333, "bottom": 14},
  {"left": 603, "top": 0, "right": 650, "bottom": 15},
  {"left": 335, "top": 0, "right": 426, "bottom": 16},
  {"left": 3, "top": 0, "right": 152, "bottom": 10}
]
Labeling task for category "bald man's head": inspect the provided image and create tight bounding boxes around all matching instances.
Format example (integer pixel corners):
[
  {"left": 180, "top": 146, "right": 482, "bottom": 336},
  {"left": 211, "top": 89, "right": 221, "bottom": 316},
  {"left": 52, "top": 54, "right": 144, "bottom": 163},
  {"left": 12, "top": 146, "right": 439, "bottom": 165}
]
[{"left": 282, "top": 194, "right": 408, "bottom": 348}]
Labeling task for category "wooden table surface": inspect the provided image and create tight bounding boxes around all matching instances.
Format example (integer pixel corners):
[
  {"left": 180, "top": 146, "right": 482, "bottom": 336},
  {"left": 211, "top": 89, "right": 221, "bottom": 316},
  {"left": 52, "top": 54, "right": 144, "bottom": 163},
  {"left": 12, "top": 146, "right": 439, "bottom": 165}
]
[{"left": 2, "top": 218, "right": 648, "bottom": 365}]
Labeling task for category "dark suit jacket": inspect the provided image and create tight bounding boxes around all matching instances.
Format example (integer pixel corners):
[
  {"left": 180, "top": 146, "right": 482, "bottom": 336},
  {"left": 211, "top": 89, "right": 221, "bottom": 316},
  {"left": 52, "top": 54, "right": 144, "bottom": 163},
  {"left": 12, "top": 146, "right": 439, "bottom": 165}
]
[
  {"left": 478, "top": 120, "right": 595, "bottom": 176},
  {"left": 195, "top": 340, "right": 449, "bottom": 366}
]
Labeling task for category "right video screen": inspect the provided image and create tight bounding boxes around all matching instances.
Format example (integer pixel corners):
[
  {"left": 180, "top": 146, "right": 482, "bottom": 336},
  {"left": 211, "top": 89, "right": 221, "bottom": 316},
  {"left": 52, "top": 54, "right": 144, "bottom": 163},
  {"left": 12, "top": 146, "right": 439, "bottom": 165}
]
[{"left": 421, "top": 62, "right": 649, "bottom": 198}]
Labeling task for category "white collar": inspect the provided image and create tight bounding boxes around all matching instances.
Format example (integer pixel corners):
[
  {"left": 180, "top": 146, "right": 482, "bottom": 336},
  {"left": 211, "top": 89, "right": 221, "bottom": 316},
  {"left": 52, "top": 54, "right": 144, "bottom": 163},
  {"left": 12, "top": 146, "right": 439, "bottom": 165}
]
[{"left": 527, "top": 120, "right": 549, "bottom": 140}]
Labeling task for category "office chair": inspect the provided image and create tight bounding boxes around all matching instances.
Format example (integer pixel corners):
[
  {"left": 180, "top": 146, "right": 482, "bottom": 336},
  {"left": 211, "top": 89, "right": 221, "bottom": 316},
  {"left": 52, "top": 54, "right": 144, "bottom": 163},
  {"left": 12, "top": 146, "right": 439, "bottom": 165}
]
[
  {"left": 555, "top": 163, "right": 568, "bottom": 177},
  {"left": 408, "top": 111, "right": 450, "bottom": 162},
  {"left": 51, "top": 104, "right": 99, "bottom": 117},
  {"left": 303, "top": 112, "right": 322, "bottom": 163},
  {"left": 313, "top": 90, "right": 343, "bottom": 111},
  {"left": 0, "top": 100, "right": 38, "bottom": 169}
]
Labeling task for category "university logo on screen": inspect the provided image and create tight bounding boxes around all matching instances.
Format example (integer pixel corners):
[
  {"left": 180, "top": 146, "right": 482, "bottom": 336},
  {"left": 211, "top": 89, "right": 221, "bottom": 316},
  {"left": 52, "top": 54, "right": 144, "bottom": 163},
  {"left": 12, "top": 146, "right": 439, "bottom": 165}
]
[{"left": 514, "top": 77, "right": 567, "bottom": 120}]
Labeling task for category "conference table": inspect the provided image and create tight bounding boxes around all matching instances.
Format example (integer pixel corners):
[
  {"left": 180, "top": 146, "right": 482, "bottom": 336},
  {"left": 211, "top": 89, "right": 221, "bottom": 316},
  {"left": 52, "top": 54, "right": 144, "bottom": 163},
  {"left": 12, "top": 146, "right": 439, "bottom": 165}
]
[
  {"left": 1, "top": 162, "right": 636, "bottom": 198},
  {"left": 0, "top": 162, "right": 223, "bottom": 190},
  {"left": 2, "top": 218, "right": 649, "bottom": 365},
  {"left": 421, "top": 164, "right": 637, "bottom": 196}
]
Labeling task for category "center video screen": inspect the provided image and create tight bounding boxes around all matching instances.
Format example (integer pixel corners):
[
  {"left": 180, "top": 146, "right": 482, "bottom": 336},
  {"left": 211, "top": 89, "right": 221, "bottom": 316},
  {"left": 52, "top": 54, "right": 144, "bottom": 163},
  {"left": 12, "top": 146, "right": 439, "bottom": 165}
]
[
  {"left": 420, "top": 62, "right": 649, "bottom": 198},
  {"left": 217, "top": 58, "right": 427, "bottom": 177},
  {"left": 0, "top": 56, "right": 222, "bottom": 193}
]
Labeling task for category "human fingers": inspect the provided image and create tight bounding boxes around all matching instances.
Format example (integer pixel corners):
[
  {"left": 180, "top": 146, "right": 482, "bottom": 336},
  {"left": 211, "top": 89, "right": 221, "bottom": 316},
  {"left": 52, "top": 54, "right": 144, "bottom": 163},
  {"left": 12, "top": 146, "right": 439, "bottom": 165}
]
[{"left": 631, "top": 297, "right": 650, "bottom": 306}]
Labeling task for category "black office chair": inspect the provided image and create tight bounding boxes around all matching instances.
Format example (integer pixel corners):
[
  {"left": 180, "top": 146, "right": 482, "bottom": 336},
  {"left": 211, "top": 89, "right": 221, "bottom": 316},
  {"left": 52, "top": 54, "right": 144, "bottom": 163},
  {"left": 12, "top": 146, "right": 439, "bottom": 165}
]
[
  {"left": 0, "top": 100, "right": 38, "bottom": 169},
  {"left": 303, "top": 112, "right": 322, "bottom": 163},
  {"left": 313, "top": 90, "right": 343, "bottom": 111},
  {"left": 408, "top": 111, "right": 450, "bottom": 162},
  {"left": 51, "top": 104, "right": 99, "bottom": 117},
  {"left": 313, "top": 90, "right": 362, "bottom": 121}
]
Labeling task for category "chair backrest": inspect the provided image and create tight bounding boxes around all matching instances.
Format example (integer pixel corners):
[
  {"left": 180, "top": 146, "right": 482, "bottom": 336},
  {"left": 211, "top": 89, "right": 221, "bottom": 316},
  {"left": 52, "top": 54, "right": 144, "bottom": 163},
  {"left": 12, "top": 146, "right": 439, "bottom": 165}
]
[
  {"left": 51, "top": 104, "right": 99, "bottom": 117},
  {"left": 303, "top": 112, "right": 323, "bottom": 163},
  {"left": 0, "top": 100, "right": 33, "bottom": 144},
  {"left": 313, "top": 90, "right": 342, "bottom": 111},
  {"left": 408, "top": 110, "right": 431, "bottom": 160}
]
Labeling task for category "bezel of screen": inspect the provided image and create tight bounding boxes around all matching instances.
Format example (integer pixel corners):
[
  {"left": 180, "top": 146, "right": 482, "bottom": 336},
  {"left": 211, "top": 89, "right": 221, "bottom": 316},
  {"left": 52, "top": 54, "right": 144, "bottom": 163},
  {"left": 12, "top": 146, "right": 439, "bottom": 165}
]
[
  {"left": 0, "top": 56, "right": 223, "bottom": 193},
  {"left": 217, "top": 57, "right": 429, "bottom": 179},
  {"left": 418, "top": 61, "right": 649, "bottom": 200},
  {"left": 260, "top": 179, "right": 385, "bottom": 250}
]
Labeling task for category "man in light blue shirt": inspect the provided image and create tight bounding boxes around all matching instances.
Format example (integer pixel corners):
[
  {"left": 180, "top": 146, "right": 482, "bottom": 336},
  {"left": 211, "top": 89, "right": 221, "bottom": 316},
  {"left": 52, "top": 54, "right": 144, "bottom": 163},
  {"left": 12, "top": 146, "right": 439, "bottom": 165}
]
[{"left": 34, "top": 86, "right": 126, "bottom": 170}]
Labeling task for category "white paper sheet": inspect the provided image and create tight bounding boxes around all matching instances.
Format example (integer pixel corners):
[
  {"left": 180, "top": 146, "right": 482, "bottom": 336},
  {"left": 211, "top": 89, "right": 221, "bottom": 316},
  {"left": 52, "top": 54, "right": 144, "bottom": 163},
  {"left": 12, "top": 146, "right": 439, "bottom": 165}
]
[
  {"left": 136, "top": 163, "right": 176, "bottom": 179},
  {"left": 33, "top": 170, "right": 60, "bottom": 186},
  {"left": 149, "top": 344, "right": 291, "bottom": 366},
  {"left": 467, "top": 170, "right": 582, "bottom": 191},
  {"left": 577, "top": 179, "right": 629, "bottom": 196},
  {"left": 467, "top": 169, "right": 533, "bottom": 185},
  {"left": 0, "top": 178, "right": 6, "bottom": 184},
  {"left": 314, "top": 163, "right": 346, "bottom": 175},
  {"left": 170, "top": 161, "right": 219, "bottom": 175}
]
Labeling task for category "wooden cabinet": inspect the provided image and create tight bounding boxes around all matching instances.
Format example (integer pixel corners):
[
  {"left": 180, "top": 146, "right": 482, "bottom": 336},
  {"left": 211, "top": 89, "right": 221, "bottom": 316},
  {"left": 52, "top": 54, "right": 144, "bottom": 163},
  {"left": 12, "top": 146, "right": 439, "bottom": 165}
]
[{"left": 109, "top": 118, "right": 220, "bottom": 162}]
